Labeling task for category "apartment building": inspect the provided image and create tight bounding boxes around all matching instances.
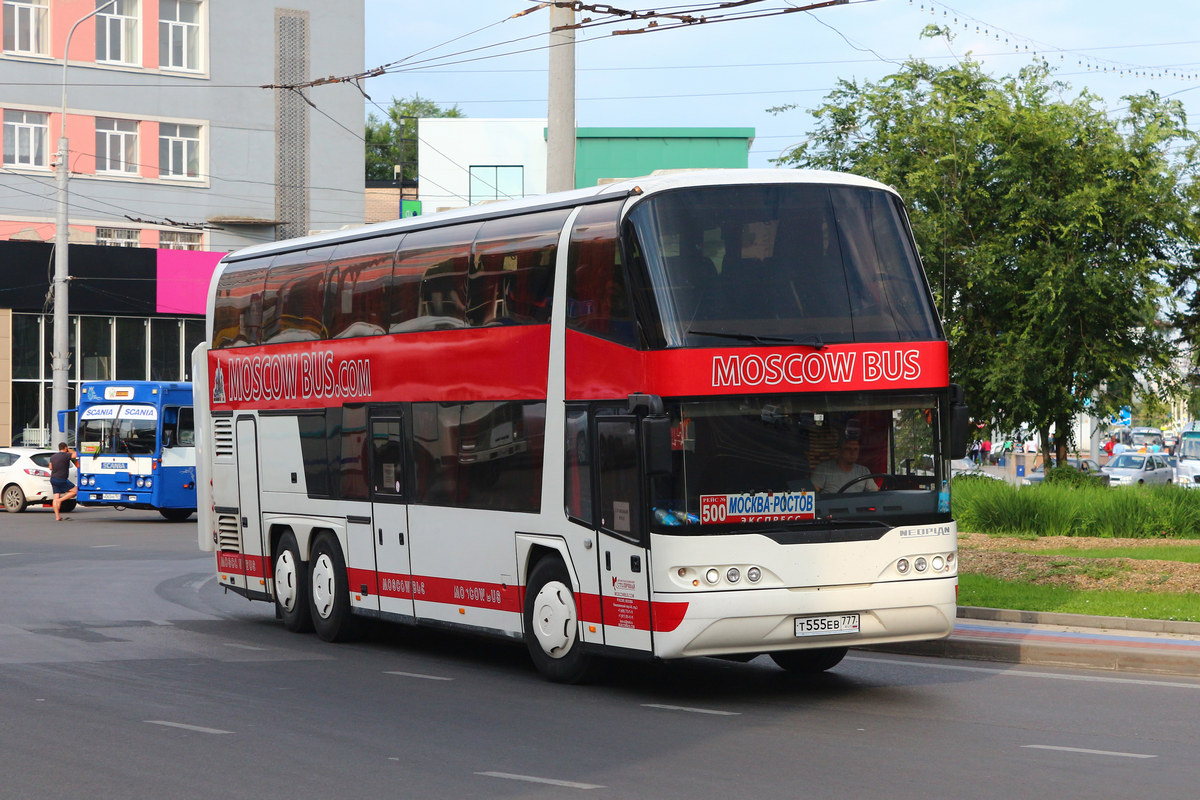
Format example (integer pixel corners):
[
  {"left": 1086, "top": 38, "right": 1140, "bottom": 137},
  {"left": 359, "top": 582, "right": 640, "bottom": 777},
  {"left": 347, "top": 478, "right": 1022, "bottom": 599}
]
[{"left": 0, "top": 0, "right": 364, "bottom": 445}]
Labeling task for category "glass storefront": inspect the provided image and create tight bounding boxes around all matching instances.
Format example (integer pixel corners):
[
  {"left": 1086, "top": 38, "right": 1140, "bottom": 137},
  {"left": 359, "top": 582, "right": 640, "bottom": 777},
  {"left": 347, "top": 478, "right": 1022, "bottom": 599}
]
[{"left": 8, "top": 312, "right": 204, "bottom": 446}]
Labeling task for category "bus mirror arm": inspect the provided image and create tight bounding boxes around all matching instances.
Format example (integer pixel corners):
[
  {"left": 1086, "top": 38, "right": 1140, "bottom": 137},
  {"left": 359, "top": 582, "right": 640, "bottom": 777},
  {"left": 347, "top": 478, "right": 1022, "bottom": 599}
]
[{"left": 949, "top": 384, "right": 970, "bottom": 460}]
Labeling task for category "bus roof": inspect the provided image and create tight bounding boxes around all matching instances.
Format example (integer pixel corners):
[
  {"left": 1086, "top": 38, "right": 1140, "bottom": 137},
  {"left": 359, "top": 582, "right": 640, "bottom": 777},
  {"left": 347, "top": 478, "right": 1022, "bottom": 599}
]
[{"left": 217, "top": 169, "right": 897, "bottom": 267}]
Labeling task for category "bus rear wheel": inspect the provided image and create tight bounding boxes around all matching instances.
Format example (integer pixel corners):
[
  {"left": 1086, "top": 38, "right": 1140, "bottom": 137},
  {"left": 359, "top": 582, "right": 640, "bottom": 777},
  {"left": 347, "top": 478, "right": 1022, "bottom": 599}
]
[
  {"left": 159, "top": 508, "right": 193, "bottom": 522},
  {"left": 274, "top": 530, "right": 313, "bottom": 633},
  {"left": 308, "top": 535, "right": 360, "bottom": 642},
  {"left": 770, "top": 647, "right": 848, "bottom": 674},
  {"left": 523, "top": 557, "right": 594, "bottom": 683}
]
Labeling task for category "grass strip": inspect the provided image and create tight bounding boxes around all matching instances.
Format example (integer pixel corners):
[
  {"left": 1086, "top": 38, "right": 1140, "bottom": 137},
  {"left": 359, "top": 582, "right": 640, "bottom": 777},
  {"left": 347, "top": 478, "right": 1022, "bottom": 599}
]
[{"left": 958, "top": 574, "right": 1200, "bottom": 622}]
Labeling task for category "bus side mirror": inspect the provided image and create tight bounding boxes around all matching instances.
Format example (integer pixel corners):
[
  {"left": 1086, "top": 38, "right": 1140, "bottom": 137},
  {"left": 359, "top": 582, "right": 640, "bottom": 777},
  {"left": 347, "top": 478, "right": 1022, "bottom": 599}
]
[
  {"left": 950, "top": 384, "right": 970, "bottom": 460},
  {"left": 642, "top": 416, "right": 673, "bottom": 477}
]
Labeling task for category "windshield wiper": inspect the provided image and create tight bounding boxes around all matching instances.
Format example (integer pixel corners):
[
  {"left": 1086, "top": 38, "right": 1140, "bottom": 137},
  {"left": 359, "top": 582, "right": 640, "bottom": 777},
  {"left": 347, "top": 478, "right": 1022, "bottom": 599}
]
[{"left": 687, "top": 329, "right": 826, "bottom": 349}]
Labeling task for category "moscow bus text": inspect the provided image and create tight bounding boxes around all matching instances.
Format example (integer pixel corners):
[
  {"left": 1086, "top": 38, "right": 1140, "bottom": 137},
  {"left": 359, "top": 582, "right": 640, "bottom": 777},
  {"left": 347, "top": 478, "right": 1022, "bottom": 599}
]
[
  {"left": 65, "top": 381, "right": 198, "bottom": 521},
  {"left": 193, "top": 170, "right": 969, "bottom": 681}
]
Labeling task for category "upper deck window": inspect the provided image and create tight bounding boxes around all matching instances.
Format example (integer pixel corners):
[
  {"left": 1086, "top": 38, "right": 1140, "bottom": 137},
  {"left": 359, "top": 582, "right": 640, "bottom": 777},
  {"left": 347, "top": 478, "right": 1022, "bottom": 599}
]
[{"left": 625, "top": 183, "right": 941, "bottom": 348}]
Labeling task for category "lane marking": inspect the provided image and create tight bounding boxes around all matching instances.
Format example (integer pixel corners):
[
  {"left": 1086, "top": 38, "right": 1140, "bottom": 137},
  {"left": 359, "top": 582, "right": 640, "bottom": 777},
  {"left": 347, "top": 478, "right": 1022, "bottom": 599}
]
[
  {"left": 1022, "top": 745, "right": 1156, "bottom": 759},
  {"left": 0, "top": 553, "right": 25, "bottom": 557},
  {"left": 384, "top": 670, "right": 454, "bottom": 681},
  {"left": 848, "top": 655, "right": 1200, "bottom": 690},
  {"left": 145, "top": 720, "right": 234, "bottom": 735},
  {"left": 642, "top": 703, "right": 740, "bottom": 716},
  {"left": 476, "top": 772, "right": 604, "bottom": 790},
  {"left": 223, "top": 643, "right": 269, "bottom": 651},
  {"left": 91, "top": 544, "right": 119, "bottom": 549}
]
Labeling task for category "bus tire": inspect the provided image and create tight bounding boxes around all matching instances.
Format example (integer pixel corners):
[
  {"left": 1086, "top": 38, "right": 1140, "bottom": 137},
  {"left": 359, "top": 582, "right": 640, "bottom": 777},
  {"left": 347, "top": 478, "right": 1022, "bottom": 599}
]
[
  {"left": 308, "top": 534, "right": 360, "bottom": 642},
  {"left": 159, "top": 508, "right": 194, "bottom": 522},
  {"left": 274, "top": 530, "right": 313, "bottom": 633},
  {"left": 59, "top": 499, "right": 77, "bottom": 513},
  {"left": 523, "top": 557, "right": 593, "bottom": 683},
  {"left": 770, "top": 647, "right": 848, "bottom": 674}
]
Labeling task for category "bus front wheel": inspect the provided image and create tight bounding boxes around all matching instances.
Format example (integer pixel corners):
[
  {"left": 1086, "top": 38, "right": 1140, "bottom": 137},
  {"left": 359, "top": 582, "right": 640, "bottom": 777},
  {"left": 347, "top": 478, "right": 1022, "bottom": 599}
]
[
  {"left": 523, "top": 557, "right": 594, "bottom": 683},
  {"left": 770, "top": 647, "right": 848, "bottom": 674},
  {"left": 159, "top": 508, "right": 193, "bottom": 522},
  {"left": 308, "top": 535, "right": 360, "bottom": 642},
  {"left": 274, "top": 530, "right": 313, "bottom": 633}
]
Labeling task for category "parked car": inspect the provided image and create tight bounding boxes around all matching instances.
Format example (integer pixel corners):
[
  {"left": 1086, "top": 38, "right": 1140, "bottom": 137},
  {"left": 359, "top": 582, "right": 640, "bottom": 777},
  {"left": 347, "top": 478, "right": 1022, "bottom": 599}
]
[
  {"left": 1101, "top": 453, "right": 1175, "bottom": 486},
  {"left": 1022, "top": 457, "right": 1110, "bottom": 486},
  {"left": 950, "top": 458, "right": 1003, "bottom": 481},
  {"left": 0, "top": 447, "right": 78, "bottom": 513}
]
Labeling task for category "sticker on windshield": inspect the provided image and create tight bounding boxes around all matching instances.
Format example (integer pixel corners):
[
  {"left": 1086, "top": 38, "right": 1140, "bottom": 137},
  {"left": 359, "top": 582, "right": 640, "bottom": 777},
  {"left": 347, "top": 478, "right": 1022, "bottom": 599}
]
[{"left": 700, "top": 492, "right": 815, "bottom": 524}]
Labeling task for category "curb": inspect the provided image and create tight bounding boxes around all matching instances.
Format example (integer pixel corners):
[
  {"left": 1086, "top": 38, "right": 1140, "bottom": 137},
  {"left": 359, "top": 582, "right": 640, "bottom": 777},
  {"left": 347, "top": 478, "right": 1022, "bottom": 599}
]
[{"left": 864, "top": 607, "right": 1200, "bottom": 678}]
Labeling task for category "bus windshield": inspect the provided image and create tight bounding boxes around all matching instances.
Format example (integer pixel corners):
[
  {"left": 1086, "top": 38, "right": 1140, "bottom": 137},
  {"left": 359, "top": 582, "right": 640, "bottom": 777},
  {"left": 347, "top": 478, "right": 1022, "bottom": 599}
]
[
  {"left": 649, "top": 391, "right": 943, "bottom": 533},
  {"left": 79, "top": 406, "right": 159, "bottom": 456},
  {"left": 626, "top": 183, "right": 940, "bottom": 348}
]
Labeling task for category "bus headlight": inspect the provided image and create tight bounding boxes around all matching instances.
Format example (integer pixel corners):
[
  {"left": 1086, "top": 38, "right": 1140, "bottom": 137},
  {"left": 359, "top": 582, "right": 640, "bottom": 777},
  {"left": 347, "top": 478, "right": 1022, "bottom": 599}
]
[
  {"left": 136, "top": 478, "right": 144, "bottom": 488},
  {"left": 144, "top": 477, "right": 152, "bottom": 488},
  {"left": 932, "top": 555, "right": 946, "bottom": 572},
  {"left": 726, "top": 567, "right": 740, "bottom": 583},
  {"left": 897, "top": 558, "right": 910, "bottom": 574},
  {"left": 705, "top": 568, "right": 720, "bottom": 585},
  {"left": 747, "top": 566, "right": 761, "bottom": 583},
  {"left": 914, "top": 557, "right": 928, "bottom": 573}
]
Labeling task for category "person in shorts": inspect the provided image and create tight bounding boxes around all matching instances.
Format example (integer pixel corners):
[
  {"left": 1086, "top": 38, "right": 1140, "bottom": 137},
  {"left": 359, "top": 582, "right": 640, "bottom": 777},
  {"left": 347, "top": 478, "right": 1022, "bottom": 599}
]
[{"left": 49, "top": 442, "right": 79, "bottom": 521}]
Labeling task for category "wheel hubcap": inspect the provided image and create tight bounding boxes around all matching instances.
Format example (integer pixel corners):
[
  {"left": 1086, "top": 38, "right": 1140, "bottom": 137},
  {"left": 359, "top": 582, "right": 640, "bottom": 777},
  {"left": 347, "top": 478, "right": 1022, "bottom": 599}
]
[
  {"left": 274, "top": 550, "right": 298, "bottom": 612},
  {"left": 311, "top": 552, "right": 336, "bottom": 619},
  {"left": 531, "top": 580, "right": 577, "bottom": 659}
]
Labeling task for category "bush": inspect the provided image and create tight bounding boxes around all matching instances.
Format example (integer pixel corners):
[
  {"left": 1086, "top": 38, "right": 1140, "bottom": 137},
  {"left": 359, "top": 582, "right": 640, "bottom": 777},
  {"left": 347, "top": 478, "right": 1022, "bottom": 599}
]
[{"left": 1045, "top": 464, "right": 1106, "bottom": 488}]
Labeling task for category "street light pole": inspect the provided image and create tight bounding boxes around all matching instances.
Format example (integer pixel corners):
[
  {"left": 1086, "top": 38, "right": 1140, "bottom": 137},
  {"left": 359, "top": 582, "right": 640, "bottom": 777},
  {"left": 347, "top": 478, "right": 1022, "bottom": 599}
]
[{"left": 52, "top": 0, "right": 116, "bottom": 443}]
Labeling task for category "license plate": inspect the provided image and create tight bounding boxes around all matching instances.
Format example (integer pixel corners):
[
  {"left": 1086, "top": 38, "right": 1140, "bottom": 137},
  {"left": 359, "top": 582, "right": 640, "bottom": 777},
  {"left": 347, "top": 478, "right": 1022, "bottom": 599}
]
[
  {"left": 102, "top": 493, "right": 120, "bottom": 500},
  {"left": 794, "top": 613, "right": 860, "bottom": 637}
]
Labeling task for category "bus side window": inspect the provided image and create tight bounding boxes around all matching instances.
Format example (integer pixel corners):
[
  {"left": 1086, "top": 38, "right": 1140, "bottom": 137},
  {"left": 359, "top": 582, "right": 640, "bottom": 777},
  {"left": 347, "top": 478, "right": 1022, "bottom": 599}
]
[
  {"left": 176, "top": 407, "right": 195, "bottom": 447},
  {"left": 470, "top": 209, "right": 570, "bottom": 326},
  {"left": 325, "top": 236, "right": 401, "bottom": 339},
  {"left": 565, "top": 407, "right": 593, "bottom": 524},
  {"left": 393, "top": 223, "right": 481, "bottom": 332},
  {"left": 595, "top": 417, "right": 642, "bottom": 542},
  {"left": 339, "top": 405, "right": 370, "bottom": 501},
  {"left": 566, "top": 200, "right": 636, "bottom": 347},
  {"left": 212, "top": 261, "right": 268, "bottom": 348},
  {"left": 261, "top": 248, "right": 334, "bottom": 344}
]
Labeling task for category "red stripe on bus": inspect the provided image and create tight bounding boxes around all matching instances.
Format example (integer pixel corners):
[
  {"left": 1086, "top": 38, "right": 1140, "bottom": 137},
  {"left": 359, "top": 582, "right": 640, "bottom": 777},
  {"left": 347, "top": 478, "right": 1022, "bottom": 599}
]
[
  {"left": 208, "top": 326, "right": 551, "bottom": 410},
  {"left": 565, "top": 332, "right": 949, "bottom": 399}
]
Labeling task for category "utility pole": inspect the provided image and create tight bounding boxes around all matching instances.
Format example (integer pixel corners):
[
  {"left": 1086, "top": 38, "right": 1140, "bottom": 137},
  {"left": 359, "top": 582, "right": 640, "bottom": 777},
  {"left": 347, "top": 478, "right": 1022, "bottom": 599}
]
[
  {"left": 53, "top": 1, "right": 116, "bottom": 442},
  {"left": 546, "top": 2, "right": 576, "bottom": 193}
]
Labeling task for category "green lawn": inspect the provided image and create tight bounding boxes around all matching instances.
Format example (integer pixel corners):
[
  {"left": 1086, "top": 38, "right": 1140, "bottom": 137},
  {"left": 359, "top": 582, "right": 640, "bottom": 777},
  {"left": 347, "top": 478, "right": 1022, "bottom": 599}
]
[{"left": 959, "top": 574, "right": 1200, "bottom": 622}]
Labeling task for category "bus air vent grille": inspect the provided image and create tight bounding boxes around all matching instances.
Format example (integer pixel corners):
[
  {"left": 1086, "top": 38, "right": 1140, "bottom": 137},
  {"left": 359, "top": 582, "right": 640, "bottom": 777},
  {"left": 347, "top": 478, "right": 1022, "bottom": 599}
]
[
  {"left": 214, "top": 418, "right": 234, "bottom": 458},
  {"left": 217, "top": 514, "right": 241, "bottom": 551}
]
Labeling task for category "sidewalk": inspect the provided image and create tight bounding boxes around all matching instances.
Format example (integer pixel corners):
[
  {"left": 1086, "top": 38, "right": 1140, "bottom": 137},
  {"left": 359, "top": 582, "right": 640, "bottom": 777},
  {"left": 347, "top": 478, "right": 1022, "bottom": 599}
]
[{"left": 869, "top": 607, "right": 1200, "bottom": 677}]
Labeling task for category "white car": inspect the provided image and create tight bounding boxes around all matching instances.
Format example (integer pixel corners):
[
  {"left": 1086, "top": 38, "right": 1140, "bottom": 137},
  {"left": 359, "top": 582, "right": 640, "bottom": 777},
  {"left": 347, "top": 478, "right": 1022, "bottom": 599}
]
[
  {"left": 0, "top": 447, "right": 78, "bottom": 513},
  {"left": 1102, "top": 453, "right": 1175, "bottom": 487}
]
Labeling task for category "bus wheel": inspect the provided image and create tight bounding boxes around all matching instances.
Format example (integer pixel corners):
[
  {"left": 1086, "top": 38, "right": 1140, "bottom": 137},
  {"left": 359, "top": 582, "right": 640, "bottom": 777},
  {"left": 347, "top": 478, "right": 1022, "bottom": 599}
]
[
  {"left": 308, "top": 535, "right": 359, "bottom": 642},
  {"left": 770, "top": 647, "right": 848, "bottom": 674},
  {"left": 60, "top": 500, "right": 77, "bottom": 513},
  {"left": 158, "top": 508, "right": 193, "bottom": 522},
  {"left": 274, "top": 531, "right": 313, "bottom": 633},
  {"left": 524, "top": 557, "right": 593, "bottom": 683}
]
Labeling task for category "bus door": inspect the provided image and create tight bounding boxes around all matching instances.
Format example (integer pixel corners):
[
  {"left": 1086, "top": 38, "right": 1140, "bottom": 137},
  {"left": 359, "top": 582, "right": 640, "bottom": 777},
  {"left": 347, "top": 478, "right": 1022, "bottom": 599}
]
[
  {"left": 369, "top": 411, "right": 413, "bottom": 620},
  {"left": 594, "top": 414, "right": 652, "bottom": 653},
  {"left": 235, "top": 417, "right": 269, "bottom": 592}
]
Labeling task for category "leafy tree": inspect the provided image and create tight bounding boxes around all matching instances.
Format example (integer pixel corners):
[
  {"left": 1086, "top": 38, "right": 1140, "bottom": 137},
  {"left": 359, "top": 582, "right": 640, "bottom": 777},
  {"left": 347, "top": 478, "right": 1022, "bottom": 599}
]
[
  {"left": 773, "top": 28, "right": 1200, "bottom": 467},
  {"left": 365, "top": 94, "right": 464, "bottom": 182}
]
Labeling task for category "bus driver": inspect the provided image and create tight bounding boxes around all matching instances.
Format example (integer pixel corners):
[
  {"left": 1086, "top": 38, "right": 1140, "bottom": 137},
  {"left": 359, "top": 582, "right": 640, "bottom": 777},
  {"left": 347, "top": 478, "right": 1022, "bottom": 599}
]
[{"left": 811, "top": 433, "right": 878, "bottom": 494}]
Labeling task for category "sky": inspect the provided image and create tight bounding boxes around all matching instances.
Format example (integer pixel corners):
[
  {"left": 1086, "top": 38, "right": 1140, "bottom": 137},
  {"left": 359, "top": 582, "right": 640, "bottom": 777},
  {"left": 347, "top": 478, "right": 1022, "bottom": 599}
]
[{"left": 361, "top": 0, "right": 1200, "bottom": 169}]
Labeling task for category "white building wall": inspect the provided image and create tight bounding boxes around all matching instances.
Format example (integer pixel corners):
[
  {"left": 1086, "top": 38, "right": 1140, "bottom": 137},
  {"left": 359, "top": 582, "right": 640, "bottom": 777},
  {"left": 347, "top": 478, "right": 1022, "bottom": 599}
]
[{"left": 418, "top": 118, "right": 548, "bottom": 213}]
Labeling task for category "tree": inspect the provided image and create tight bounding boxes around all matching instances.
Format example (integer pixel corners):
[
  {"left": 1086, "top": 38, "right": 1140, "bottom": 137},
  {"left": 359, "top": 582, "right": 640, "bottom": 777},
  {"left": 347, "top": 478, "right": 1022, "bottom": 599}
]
[
  {"left": 365, "top": 94, "right": 464, "bottom": 182},
  {"left": 773, "top": 29, "right": 1200, "bottom": 466}
]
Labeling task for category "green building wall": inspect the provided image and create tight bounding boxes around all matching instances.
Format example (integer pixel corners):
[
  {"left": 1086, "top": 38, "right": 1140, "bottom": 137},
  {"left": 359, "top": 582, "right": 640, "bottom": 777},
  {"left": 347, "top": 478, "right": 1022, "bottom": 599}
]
[{"left": 573, "top": 127, "right": 755, "bottom": 188}]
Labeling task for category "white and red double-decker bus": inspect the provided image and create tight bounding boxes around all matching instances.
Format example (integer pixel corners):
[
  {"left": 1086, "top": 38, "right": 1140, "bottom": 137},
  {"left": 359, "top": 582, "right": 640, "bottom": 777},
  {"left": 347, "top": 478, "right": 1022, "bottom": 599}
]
[{"left": 193, "top": 169, "right": 969, "bottom": 682}]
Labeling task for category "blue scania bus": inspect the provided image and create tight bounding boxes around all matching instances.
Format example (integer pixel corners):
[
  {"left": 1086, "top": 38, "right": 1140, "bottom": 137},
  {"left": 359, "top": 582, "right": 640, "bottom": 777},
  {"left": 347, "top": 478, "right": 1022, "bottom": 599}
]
[{"left": 65, "top": 381, "right": 197, "bottom": 521}]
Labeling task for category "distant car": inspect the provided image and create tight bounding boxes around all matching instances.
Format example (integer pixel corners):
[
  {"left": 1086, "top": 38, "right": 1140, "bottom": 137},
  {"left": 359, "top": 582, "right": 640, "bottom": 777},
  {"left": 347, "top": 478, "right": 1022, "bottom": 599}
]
[
  {"left": 1022, "top": 457, "right": 1110, "bottom": 486},
  {"left": 0, "top": 447, "right": 78, "bottom": 513},
  {"left": 950, "top": 458, "right": 1003, "bottom": 481},
  {"left": 1102, "top": 453, "right": 1174, "bottom": 486}
]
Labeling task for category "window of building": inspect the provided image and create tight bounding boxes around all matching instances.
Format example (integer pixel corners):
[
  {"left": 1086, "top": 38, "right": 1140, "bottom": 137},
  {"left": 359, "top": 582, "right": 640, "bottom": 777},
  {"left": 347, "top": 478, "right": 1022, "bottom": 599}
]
[
  {"left": 2, "top": 110, "right": 49, "bottom": 168},
  {"left": 96, "top": 227, "right": 140, "bottom": 247},
  {"left": 3, "top": 0, "right": 48, "bottom": 55},
  {"left": 159, "top": 0, "right": 201, "bottom": 71},
  {"left": 158, "top": 122, "right": 200, "bottom": 178},
  {"left": 95, "top": 118, "right": 139, "bottom": 174},
  {"left": 96, "top": 0, "right": 140, "bottom": 65},
  {"left": 159, "top": 230, "right": 202, "bottom": 250},
  {"left": 469, "top": 165, "right": 524, "bottom": 205}
]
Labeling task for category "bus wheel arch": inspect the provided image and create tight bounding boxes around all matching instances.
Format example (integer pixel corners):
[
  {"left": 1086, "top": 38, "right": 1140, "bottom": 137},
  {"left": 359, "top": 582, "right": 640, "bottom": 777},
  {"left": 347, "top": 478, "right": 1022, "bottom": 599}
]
[
  {"left": 523, "top": 553, "right": 594, "bottom": 683},
  {"left": 307, "top": 530, "right": 360, "bottom": 642},
  {"left": 273, "top": 527, "right": 313, "bottom": 633}
]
